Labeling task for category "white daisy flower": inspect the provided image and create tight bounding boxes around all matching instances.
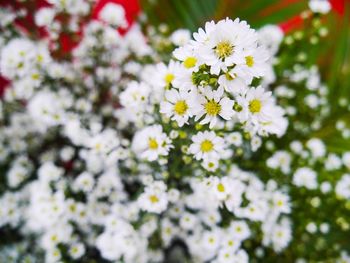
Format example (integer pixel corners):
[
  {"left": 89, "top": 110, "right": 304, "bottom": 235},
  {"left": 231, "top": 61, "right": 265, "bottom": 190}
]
[
  {"left": 192, "top": 86, "right": 235, "bottom": 128},
  {"left": 172, "top": 66, "right": 196, "bottom": 91},
  {"left": 173, "top": 45, "right": 200, "bottom": 72},
  {"left": 335, "top": 174, "right": 350, "bottom": 199},
  {"left": 236, "top": 86, "right": 287, "bottom": 136},
  {"left": 120, "top": 81, "right": 151, "bottom": 109},
  {"left": 155, "top": 60, "right": 182, "bottom": 88},
  {"left": 170, "top": 29, "right": 191, "bottom": 46},
  {"left": 202, "top": 158, "right": 219, "bottom": 171},
  {"left": 98, "top": 3, "right": 128, "bottom": 28},
  {"left": 235, "top": 46, "right": 270, "bottom": 84},
  {"left": 194, "top": 18, "right": 257, "bottom": 75},
  {"left": 238, "top": 86, "right": 274, "bottom": 123},
  {"left": 160, "top": 89, "right": 194, "bottom": 127},
  {"left": 189, "top": 131, "right": 226, "bottom": 161},
  {"left": 293, "top": 167, "right": 318, "bottom": 189},
  {"left": 138, "top": 181, "right": 168, "bottom": 214},
  {"left": 132, "top": 125, "right": 173, "bottom": 161}
]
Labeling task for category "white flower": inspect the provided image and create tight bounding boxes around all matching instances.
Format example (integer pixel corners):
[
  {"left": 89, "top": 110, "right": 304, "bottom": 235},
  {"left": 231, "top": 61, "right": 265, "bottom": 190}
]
[
  {"left": 0, "top": 39, "right": 36, "bottom": 79},
  {"left": 38, "top": 162, "right": 63, "bottom": 183},
  {"left": 270, "top": 220, "right": 292, "bottom": 252},
  {"left": 160, "top": 89, "right": 194, "bottom": 127},
  {"left": 237, "top": 86, "right": 274, "bottom": 122},
  {"left": 229, "top": 221, "right": 251, "bottom": 241},
  {"left": 155, "top": 60, "right": 181, "bottom": 88},
  {"left": 138, "top": 181, "right": 168, "bottom": 213},
  {"left": 73, "top": 172, "right": 95, "bottom": 192},
  {"left": 28, "top": 91, "right": 66, "bottom": 127},
  {"left": 189, "top": 131, "right": 226, "bottom": 161},
  {"left": 202, "top": 229, "right": 222, "bottom": 252},
  {"left": 335, "top": 174, "right": 350, "bottom": 199},
  {"left": 202, "top": 158, "right": 219, "bottom": 171},
  {"left": 343, "top": 152, "right": 350, "bottom": 169},
  {"left": 170, "top": 29, "right": 191, "bottom": 46},
  {"left": 119, "top": 81, "right": 151, "bottom": 111},
  {"left": 88, "top": 129, "right": 119, "bottom": 154},
  {"left": 306, "top": 138, "right": 326, "bottom": 159},
  {"left": 226, "top": 131, "right": 243, "bottom": 147},
  {"left": 309, "top": 0, "right": 331, "bottom": 14},
  {"left": 98, "top": 3, "right": 128, "bottom": 28},
  {"left": 180, "top": 212, "right": 197, "bottom": 230},
  {"left": 293, "top": 167, "right": 318, "bottom": 189},
  {"left": 35, "top": 8, "right": 56, "bottom": 27},
  {"left": 237, "top": 86, "right": 287, "bottom": 136},
  {"left": 7, "top": 165, "right": 28, "bottom": 188},
  {"left": 257, "top": 25, "right": 284, "bottom": 56},
  {"left": 192, "top": 87, "right": 235, "bottom": 128},
  {"left": 235, "top": 46, "right": 269, "bottom": 84},
  {"left": 173, "top": 45, "right": 200, "bottom": 72},
  {"left": 267, "top": 151, "right": 292, "bottom": 174},
  {"left": 271, "top": 191, "right": 291, "bottom": 214},
  {"left": 193, "top": 18, "right": 257, "bottom": 75},
  {"left": 132, "top": 125, "right": 173, "bottom": 161},
  {"left": 69, "top": 243, "right": 85, "bottom": 259},
  {"left": 325, "top": 153, "right": 342, "bottom": 170}
]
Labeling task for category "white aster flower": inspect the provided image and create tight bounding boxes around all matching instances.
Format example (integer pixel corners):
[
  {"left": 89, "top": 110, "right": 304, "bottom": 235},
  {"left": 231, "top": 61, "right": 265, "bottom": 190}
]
[
  {"left": 235, "top": 46, "right": 269, "bottom": 84},
  {"left": 119, "top": 81, "right": 151, "bottom": 110},
  {"left": 98, "top": 3, "right": 128, "bottom": 28},
  {"left": 293, "top": 167, "right": 318, "bottom": 189},
  {"left": 173, "top": 45, "right": 200, "bottom": 72},
  {"left": 132, "top": 125, "right": 173, "bottom": 161},
  {"left": 35, "top": 8, "right": 56, "bottom": 27},
  {"left": 335, "top": 174, "right": 350, "bottom": 199},
  {"left": 194, "top": 18, "right": 257, "bottom": 75},
  {"left": 170, "top": 29, "right": 191, "bottom": 46},
  {"left": 309, "top": 0, "right": 331, "bottom": 14},
  {"left": 192, "top": 86, "right": 235, "bottom": 128},
  {"left": 160, "top": 89, "right": 194, "bottom": 127},
  {"left": 189, "top": 131, "right": 226, "bottom": 161},
  {"left": 155, "top": 60, "right": 182, "bottom": 88},
  {"left": 138, "top": 181, "right": 168, "bottom": 214}
]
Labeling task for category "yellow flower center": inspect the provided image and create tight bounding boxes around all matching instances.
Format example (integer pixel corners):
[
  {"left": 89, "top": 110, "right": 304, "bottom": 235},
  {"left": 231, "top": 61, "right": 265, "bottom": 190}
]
[
  {"left": 208, "top": 162, "right": 215, "bottom": 168},
  {"left": 277, "top": 200, "right": 284, "bottom": 206},
  {"left": 32, "top": 73, "right": 40, "bottom": 80},
  {"left": 149, "top": 195, "right": 159, "bottom": 203},
  {"left": 215, "top": 41, "right": 234, "bottom": 59},
  {"left": 184, "top": 57, "right": 197, "bottom": 68},
  {"left": 174, "top": 100, "right": 188, "bottom": 115},
  {"left": 205, "top": 100, "right": 221, "bottom": 116},
  {"left": 148, "top": 138, "right": 159, "bottom": 150},
  {"left": 217, "top": 183, "right": 225, "bottom": 192},
  {"left": 164, "top": 73, "right": 174, "bottom": 85},
  {"left": 200, "top": 140, "right": 214, "bottom": 152},
  {"left": 249, "top": 99, "right": 262, "bottom": 113},
  {"left": 37, "top": 54, "right": 43, "bottom": 63},
  {"left": 245, "top": 56, "right": 254, "bottom": 67}
]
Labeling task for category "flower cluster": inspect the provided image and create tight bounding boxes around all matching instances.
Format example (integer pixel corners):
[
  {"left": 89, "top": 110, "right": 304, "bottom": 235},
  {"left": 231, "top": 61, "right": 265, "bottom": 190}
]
[{"left": 0, "top": 0, "right": 349, "bottom": 262}]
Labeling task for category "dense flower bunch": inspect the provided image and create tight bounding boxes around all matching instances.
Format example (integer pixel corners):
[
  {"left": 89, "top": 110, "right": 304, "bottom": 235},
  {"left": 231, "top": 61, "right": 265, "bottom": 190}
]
[{"left": 0, "top": 0, "right": 349, "bottom": 262}]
